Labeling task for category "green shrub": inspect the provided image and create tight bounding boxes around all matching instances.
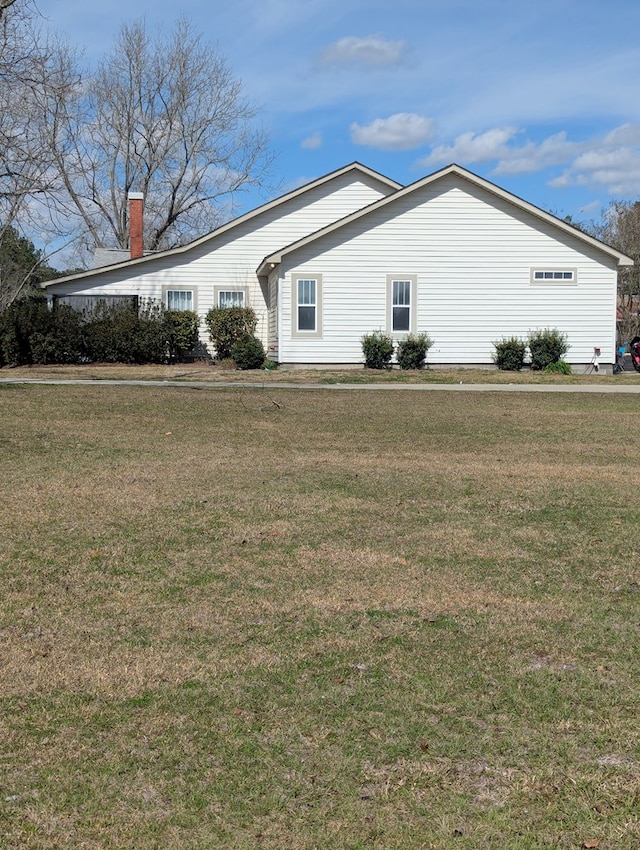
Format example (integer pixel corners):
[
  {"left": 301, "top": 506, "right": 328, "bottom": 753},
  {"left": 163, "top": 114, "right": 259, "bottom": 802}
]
[
  {"left": 264, "top": 359, "right": 278, "bottom": 370},
  {"left": 396, "top": 333, "right": 433, "bottom": 370},
  {"left": 0, "top": 298, "right": 200, "bottom": 366},
  {"left": 82, "top": 301, "right": 166, "bottom": 364},
  {"left": 493, "top": 336, "right": 526, "bottom": 371},
  {"left": 162, "top": 310, "right": 199, "bottom": 362},
  {"left": 0, "top": 294, "right": 53, "bottom": 366},
  {"left": 528, "top": 328, "right": 570, "bottom": 370},
  {"left": 0, "top": 313, "right": 20, "bottom": 366},
  {"left": 135, "top": 304, "right": 167, "bottom": 363},
  {"left": 361, "top": 331, "right": 394, "bottom": 369},
  {"left": 30, "top": 305, "right": 85, "bottom": 364},
  {"left": 543, "top": 360, "right": 572, "bottom": 374},
  {"left": 231, "top": 334, "right": 265, "bottom": 370},
  {"left": 83, "top": 301, "right": 140, "bottom": 363},
  {"left": 205, "top": 306, "right": 258, "bottom": 360}
]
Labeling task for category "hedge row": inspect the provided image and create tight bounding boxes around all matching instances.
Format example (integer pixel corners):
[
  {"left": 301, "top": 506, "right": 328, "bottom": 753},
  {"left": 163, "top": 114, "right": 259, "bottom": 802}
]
[
  {"left": 493, "top": 329, "right": 570, "bottom": 371},
  {"left": 361, "top": 331, "right": 433, "bottom": 369},
  {"left": 361, "top": 328, "right": 571, "bottom": 372},
  {"left": 0, "top": 297, "right": 200, "bottom": 367}
]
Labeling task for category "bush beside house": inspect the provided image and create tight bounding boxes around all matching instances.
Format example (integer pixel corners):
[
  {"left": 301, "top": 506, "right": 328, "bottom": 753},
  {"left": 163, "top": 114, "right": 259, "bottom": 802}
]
[
  {"left": 205, "top": 307, "right": 258, "bottom": 361},
  {"left": 361, "top": 331, "right": 394, "bottom": 369},
  {"left": 528, "top": 328, "right": 570, "bottom": 371},
  {"left": 0, "top": 296, "right": 200, "bottom": 366},
  {"left": 231, "top": 335, "right": 265, "bottom": 370},
  {"left": 396, "top": 333, "right": 432, "bottom": 369},
  {"left": 493, "top": 336, "right": 527, "bottom": 371}
]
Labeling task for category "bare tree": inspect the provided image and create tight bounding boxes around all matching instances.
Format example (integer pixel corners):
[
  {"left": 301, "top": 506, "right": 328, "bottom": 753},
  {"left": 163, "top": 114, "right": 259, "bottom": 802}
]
[
  {"left": 579, "top": 200, "right": 640, "bottom": 342},
  {"left": 0, "top": 0, "right": 18, "bottom": 20},
  {"left": 47, "top": 17, "right": 275, "bottom": 255},
  {"left": 600, "top": 201, "right": 640, "bottom": 304},
  {"left": 0, "top": 0, "right": 72, "bottom": 306}
]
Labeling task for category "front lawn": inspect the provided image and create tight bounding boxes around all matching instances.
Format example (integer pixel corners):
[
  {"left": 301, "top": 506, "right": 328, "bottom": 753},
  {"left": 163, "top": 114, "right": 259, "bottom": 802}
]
[{"left": 1, "top": 385, "right": 638, "bottom": 848}]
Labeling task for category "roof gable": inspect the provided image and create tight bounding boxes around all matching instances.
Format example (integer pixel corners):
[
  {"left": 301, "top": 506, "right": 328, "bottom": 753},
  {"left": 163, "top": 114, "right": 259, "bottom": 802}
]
[
  {"left": 43, "top": 163, "right": 402, "bottom": 287},
  {"left": 256, "top": 164, "right": 634, "bottom": 274}
]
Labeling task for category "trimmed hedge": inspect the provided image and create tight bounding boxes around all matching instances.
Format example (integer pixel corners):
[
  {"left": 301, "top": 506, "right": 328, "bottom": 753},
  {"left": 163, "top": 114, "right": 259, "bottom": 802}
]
[
  {"left": 493, "top": 336, "right": 526, "bottom": 371},
  {"left": 231, "top": 334, "right": 265, "bottom": 370},
  {"left": 205, "top": 306, "right": 258, "bottom": 361},
  {"left": 162, "top": 310, "right": 200, "bottom": 362},
  {"left": 0, "top": 294, "right": 57, "bottom": 366},
  {"left": 361, "top": 331, "right": 394, "bottom": 369},
  {"left": 528, "top": 328, "right": 569, "bottom": 371},
  {"left": 0, "top": 297, "right": 200, "bottom": 366},
  {"left": 396, "top": 333, "right": 432, "bottom": 370}
]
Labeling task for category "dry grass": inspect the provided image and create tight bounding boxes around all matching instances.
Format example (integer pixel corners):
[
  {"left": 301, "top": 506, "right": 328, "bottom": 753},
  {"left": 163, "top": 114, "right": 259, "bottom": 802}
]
[
  {"left": 1, "top": 384, "right": 639, "bottom": 848},
  {"left": 4, "top": 360, "right": 640, "bottom": 385}
]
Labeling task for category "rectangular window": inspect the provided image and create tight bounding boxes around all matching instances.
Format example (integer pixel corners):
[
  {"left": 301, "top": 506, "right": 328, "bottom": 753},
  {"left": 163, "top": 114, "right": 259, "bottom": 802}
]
[
  {"left": 166, "top": 289, "right": 193, "bottom": 310},
  {"left": 392, "top": 280, "right": 411, "bottom": 332},
  {"left": 291, "top": 274, "right": 322, "bottom": 338},
  {"left": 297, "top": 279, "right": 316, "bottom": 331},
  {"left": 53, "top": 294, "right": 138, "bottom": 314},
  {"left": 218, "top": 290, "right": 245, "bottom": 308},
  {"left": 531, "top": 269, "right": 577, "bottom": 284},
  {"left": 387, "top": 275, "right": 417, "bottom": 334}
]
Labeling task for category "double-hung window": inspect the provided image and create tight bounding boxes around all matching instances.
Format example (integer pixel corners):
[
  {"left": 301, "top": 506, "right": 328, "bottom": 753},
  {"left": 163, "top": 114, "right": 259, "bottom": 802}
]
[
  {"left": 218, "top": 290, "right": 245, "bottom": 308},
  {"left": 392, "top": 280, "right": 411, "bottom": 332},
  {"left": 213, "top": 286, "right": 248, "bottom": 310},
  {"left": 297, "top": 279, "right": 316, "bottom": 331},
  {"left": 165, "top": 289, "right": 194, "bottom": 311},
  {"left": 292, "top": 274, "right": 322, "bottom": 337},
  {"left": 387, "top": 275, "right": 417, "bottom": 334}
]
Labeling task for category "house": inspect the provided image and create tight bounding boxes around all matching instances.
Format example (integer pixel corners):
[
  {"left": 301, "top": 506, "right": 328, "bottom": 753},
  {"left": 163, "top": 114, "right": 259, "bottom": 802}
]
[{"left": 43, "top": 163, "right": 634, "bottom": 370}]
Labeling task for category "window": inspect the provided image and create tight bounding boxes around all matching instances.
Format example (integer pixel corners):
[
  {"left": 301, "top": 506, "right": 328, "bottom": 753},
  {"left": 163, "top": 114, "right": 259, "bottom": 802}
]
[
  {"left": 387, "top": 275, "right": 417, "bottom": 334},
  {"left": 531, "top": 269, "right": 577, "bottom": 284},
  {"left": 218, "top": 290, "right": 245, "bottom": 308},
  {"left": 53, "top": 294, "right": 138, "bottom": 314},
  {"left": 291, "top": 274, "right": 322, "bottom": 338},
  {"left": 165, "top": 289, "right": 193, "bottom": 310},
  {"left": 213, "top": 286, "right": 248, "bottom": 310},
  {"left": 297, "top": 279, "right": 316, "bottom": 331},
  {"left": 392, "top": 280, "right": 411, "bottom": 331}
]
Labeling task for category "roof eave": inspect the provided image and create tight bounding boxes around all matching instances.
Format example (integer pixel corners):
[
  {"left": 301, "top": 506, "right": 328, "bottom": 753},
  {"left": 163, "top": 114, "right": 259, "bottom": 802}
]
[
  {"left": 256, "top": 256, "right": 281, "bottom": 277},
  {"left": 258, "top": 163, "right": 636, "bottom": 270},
  {"left": 43, "top": 162, "right": 402, "bottom": 288}
]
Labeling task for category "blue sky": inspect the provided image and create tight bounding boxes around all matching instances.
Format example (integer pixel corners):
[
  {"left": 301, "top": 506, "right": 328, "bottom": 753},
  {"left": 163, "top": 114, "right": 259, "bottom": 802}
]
[{"left": 37, "top": 0, "right": 640, "bottom": 223}]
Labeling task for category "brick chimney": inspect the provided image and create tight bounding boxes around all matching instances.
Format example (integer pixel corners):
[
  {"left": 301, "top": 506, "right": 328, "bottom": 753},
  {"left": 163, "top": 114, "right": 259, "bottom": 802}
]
[{"left": 128, "top": 192, "right": 144, "bottom": 260}]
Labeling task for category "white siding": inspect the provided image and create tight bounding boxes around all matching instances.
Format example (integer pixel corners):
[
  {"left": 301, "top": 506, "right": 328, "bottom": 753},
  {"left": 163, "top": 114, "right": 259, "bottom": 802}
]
[
  {"left": 278, "top": 175, "right": 619, "bottom": 365},
  {"left": 45, "top": 172, "right": 394, "bottom": 352},
  {"left": 267, "top": 268, "right": 279, "bottom": 359}
]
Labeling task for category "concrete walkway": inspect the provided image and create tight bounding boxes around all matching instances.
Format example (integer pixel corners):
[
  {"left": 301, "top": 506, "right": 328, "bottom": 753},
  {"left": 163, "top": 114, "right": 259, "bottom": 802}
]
[{"left": 3, "top": 377, "right": 640, "bottom": 393}]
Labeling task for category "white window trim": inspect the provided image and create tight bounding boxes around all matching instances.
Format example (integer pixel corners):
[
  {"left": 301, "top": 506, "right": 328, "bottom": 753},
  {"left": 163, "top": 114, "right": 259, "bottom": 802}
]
[
  {"left": 530, "top": 268, "right": 577, "bottom": 285},
  {"left": 291, "top": 274, "right": 322, "bottom": 339},
  {"left": 162, "top": 284, "right": 197, "bottom": 311},
  {"left": 213, "top": 286, "right": 249, "bottom": 308},
  {"left": 386, "top": 274, "right": 417, "bottom": 335}
]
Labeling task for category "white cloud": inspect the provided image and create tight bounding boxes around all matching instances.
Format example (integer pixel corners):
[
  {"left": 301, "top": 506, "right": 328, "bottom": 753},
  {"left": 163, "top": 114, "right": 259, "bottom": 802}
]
[
  {"left": 319, "top": 35, "right": 406, "bottom": 69},
  {"left": 602, "top": 124, "right": 640, "bottom": 146},
  {"left": 350, "top": 113, "right": 436, "bottom": 151},
  {"left": 545, "top": 125, "right": 640, "bottom": 195},
  {"left": 493, "top": 132, "right": 580, "bottom": 175},
  {"left": 420, "top": 127, "right": 520, "bottom": 167},
  {"left": 419, "top": 122, "right": 640, "bottom": 196},
  {"left": 301, "top": 132, "right": 323, "bottom": 150}
]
